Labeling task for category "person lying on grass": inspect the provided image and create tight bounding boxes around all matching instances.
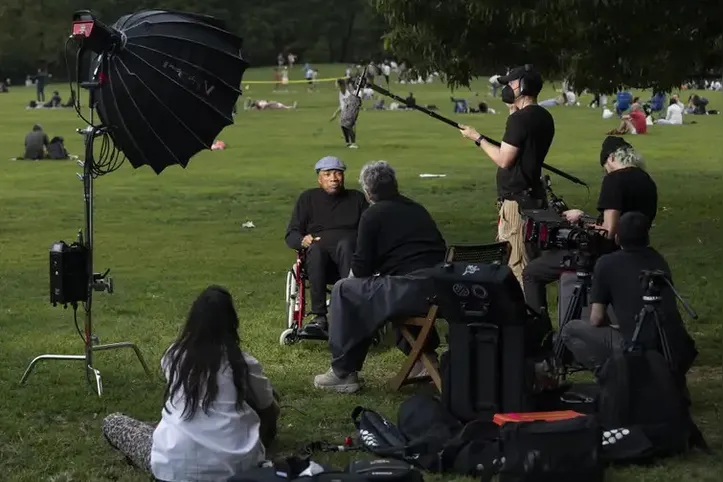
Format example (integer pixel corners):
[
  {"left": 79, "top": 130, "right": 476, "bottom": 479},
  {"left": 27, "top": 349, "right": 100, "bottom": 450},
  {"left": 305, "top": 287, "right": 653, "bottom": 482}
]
[{"left": 102, "top": 285, "right": 280, "bottom": 481}]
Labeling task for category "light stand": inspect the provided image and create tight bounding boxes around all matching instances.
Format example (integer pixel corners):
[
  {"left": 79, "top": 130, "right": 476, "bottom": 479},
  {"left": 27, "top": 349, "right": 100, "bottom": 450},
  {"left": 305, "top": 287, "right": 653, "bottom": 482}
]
[{"left": 19, "top": 81, "right": 152, "bottom": 396}]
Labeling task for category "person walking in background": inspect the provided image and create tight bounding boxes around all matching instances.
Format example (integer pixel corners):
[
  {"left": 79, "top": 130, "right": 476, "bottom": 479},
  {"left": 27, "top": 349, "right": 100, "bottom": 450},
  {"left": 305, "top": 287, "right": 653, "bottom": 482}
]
[
  {"left": 329, "top": 79, "right": 359, "bottom": 149},
  {"left": 35, "top": 66, "right": 47, "bottom": 102}
]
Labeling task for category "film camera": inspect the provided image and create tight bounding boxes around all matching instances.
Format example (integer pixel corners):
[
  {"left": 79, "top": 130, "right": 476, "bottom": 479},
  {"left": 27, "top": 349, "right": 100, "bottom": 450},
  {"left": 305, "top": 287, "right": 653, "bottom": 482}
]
[{"left": 522, "top": 208, "right": 611, "bottom": 259}]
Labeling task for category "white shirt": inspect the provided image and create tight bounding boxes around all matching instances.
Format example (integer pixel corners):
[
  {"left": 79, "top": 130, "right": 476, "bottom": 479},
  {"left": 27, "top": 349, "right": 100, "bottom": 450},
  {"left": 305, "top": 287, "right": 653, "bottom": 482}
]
[
  {"left": 666, "top": 103, "right": 683, "bottom": 124},
  {"left": 150, "top": 351, "right": 274, "bottom": 481}
]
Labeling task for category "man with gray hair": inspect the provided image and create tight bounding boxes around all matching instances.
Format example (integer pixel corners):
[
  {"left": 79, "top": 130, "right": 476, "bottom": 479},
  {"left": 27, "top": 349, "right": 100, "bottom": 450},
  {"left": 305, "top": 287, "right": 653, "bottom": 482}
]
[
  {"left": 314, "top": 161, "right": 447, "bottom": 393},
  {"left": 522, "top": 136, "right": 658, "bottom": 318}
]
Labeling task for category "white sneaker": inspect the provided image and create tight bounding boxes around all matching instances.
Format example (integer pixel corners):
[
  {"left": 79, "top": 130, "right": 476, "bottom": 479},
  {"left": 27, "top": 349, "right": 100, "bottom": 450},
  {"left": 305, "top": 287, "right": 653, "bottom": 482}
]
[
  {"left": 347, "top": 143, "right": 358, "bottom": 149},
  {"left": 313, "top": 368, "right": 361, "bottom": 393}
]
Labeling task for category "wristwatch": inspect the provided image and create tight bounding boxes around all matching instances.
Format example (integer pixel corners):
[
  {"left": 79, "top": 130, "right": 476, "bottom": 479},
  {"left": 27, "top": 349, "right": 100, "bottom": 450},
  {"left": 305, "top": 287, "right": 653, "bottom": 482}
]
[{"left": 474, "top": 135, "right": 484, "bottom": 147}]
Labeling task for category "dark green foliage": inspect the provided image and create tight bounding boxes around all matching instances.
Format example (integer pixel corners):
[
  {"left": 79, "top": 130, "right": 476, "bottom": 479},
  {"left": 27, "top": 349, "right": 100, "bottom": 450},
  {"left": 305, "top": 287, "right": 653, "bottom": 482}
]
[
  {"left": 374, "top": 0, "right": 723, "bottom": 93},
  {"left": 0, "top": 0, "right": 386, "bottom": 82}
]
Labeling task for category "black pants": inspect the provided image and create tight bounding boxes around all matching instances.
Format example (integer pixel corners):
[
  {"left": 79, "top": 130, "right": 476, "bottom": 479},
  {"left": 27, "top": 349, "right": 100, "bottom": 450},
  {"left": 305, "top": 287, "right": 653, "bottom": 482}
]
[
  {"left": 341, "top": 126, "right": 356, "bottom": 144},
  {"left": 328, "top": 273, "right": 440, "bottom": 377},
  {"left": 522, "top": 250, "right": 569, "bottom": 314},
  {"left": 333, "top": 327, "right": 440, "bottom": 377},
  {"left": 306, "top": 236, "right": 355, "bottom": 316},
  {"left": 560, "top": 320, "right": 625, "bottom": 372}
]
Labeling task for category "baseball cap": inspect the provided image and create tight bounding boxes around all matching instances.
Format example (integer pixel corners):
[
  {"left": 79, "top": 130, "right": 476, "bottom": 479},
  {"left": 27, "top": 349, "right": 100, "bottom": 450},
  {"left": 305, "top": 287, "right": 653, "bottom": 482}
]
[
  {"left": 315, "top": 156, "right": 346, "bottom": 173},
  {"left": 600, "top": 136, "right": 632, "bottom": 165},
  {"left": 496, "top": 65, "right": 543, "bottom": 95}
]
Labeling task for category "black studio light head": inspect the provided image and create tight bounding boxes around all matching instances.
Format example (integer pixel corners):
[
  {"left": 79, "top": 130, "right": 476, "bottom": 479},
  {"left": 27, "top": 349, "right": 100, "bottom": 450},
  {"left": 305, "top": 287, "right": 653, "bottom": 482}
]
[{"left": 71, "top": 10, "right": 125, "bottom": 55}]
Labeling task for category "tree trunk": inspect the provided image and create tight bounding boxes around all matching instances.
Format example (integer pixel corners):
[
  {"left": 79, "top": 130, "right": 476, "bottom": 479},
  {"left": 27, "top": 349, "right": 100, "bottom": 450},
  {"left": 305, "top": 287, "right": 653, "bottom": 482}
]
[{"left": 338, "top": 12, "right": 357, "bottom": 62}]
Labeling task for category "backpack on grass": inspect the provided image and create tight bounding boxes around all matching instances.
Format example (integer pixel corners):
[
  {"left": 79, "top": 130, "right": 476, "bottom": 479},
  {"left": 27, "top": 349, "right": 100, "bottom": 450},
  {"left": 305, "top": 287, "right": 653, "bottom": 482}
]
[{"left": 596, "top": 323, "right": 710, "bottom": 462}]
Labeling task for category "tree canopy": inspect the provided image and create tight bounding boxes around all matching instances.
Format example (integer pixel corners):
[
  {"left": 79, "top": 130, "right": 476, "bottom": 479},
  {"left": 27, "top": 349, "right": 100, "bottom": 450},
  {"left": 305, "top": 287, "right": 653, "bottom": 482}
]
[
  {"left": 0, "top": 0, "right": 720, "bottom": 93},
  {"left": 374, "top": 0, "right": 723, "bottom": 93},
  {"left": 0, "top": 0, "right": 386, "bottom": 82}
]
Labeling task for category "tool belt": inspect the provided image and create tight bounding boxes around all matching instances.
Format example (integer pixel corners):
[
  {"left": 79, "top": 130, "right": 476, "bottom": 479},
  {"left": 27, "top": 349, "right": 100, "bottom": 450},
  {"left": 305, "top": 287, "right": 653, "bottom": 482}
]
[{"left": 496, "top": 189, "right": 546, "bottom": 210}]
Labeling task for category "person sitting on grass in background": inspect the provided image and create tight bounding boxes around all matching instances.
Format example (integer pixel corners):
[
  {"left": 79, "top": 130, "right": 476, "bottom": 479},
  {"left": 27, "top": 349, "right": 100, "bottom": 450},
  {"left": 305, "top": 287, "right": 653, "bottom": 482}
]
[
  {"left": 102, "top": 285, "right": 280, "bottom": 481},
  {"left": 23, "top": 124, "right": 49, "bottom": 160},
  {"left": 47, "top": 136, "right": 69, "bottom": 160},
  {"left": 656, "top": 97, "right": 684, "bottom": 125},
  {"left": 607, "top": 103, "right": 647, "bottom": 135}
]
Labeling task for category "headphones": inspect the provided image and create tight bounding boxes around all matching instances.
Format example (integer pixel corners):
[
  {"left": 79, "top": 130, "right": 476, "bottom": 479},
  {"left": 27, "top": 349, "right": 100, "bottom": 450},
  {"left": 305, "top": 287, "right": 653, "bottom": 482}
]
[
  {"left": 518, "top": 64, "right": 542, "bottom": 97},
  {"left": 517, "top": 64, "right": 534, "bottom": 96}
]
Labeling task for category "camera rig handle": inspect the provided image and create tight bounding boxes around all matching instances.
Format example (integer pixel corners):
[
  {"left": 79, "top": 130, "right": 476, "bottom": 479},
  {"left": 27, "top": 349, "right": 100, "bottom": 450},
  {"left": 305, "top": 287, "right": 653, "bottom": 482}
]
[{"left": 543, "top": 174, "right": 569, "bottom": 214}]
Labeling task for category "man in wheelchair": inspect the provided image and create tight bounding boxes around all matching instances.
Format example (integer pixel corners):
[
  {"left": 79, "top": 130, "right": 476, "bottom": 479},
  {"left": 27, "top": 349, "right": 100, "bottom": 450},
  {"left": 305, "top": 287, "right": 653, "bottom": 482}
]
[
  {"left": 314, "top": 161, "right": 447, "bottom": 393},
  {"left": 285, "top": 156, "right": 369, "bottom": 334}
]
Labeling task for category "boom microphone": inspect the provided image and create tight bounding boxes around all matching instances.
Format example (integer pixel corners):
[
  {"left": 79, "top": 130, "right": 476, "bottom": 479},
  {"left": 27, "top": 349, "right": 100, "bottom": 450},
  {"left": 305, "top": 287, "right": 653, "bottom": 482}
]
[{"left": 351, "top": 68, "right": 588, "bottom": 188}]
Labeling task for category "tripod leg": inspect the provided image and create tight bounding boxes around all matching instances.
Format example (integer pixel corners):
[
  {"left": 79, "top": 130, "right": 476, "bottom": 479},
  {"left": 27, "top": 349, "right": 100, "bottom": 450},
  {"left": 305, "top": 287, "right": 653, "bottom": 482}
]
[
  {"left": 93, "top": 342, "right": 154, "bottom": 378},
  {"left": 19, "top": 354, "right": 86, "bottom": 384},
  {"left": 554, "top": 286, "right": 584, "bottom": 360}
]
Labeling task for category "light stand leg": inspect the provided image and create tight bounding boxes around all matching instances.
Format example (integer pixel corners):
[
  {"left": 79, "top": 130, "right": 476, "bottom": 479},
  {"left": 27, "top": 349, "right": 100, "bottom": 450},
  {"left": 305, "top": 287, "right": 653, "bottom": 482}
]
[{"left": 19, "top": 88, "right": 153, "bottom": 395}]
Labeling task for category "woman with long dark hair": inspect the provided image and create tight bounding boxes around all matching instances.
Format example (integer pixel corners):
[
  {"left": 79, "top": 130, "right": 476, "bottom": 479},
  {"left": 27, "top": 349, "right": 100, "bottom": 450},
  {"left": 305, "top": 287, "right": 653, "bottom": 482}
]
[{"left": 102, "top": 285, "right": 279, "bottom": 481}]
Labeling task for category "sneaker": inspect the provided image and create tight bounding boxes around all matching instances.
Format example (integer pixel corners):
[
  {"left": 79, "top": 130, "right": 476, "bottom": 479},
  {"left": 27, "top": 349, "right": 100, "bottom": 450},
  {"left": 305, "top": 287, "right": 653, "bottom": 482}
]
[
  {"left": 347, "top": 143, "right": 358, "bottom": 149},
  {"left": 313, "top": 368, "right": 361, "bottom": 393}
]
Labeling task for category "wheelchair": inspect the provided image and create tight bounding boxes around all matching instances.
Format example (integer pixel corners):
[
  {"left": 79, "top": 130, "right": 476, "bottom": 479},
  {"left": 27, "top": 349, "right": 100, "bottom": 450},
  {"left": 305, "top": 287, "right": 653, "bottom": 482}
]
[{"left": 280, "top": 249, "right": 385, "bottom": 347}]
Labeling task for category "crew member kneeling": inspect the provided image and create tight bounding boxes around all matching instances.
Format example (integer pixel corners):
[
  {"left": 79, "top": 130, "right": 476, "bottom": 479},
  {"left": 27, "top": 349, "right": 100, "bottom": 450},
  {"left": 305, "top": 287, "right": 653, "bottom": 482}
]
[
  {"left": 314, "top": 161, "right": 447, "bottom": 393},
  {"left": 285, "top": 156, "right": 368, "bottom": 333},
  {"left": 560, "top": 212, "right": 697, "bottom": 376},
  {"left": 522, "top": 136, "right": 658, "bottom": 314}
]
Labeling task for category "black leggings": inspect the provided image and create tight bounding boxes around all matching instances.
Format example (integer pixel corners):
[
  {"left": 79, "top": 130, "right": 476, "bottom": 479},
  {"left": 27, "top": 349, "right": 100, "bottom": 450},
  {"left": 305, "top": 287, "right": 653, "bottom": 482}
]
[{"left": 341, "top": 126, "right": 356, "bottom": 144}]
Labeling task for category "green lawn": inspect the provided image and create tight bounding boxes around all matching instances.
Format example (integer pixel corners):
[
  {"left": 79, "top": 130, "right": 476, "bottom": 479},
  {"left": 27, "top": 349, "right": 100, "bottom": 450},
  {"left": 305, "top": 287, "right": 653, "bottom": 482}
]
[{"left": 0, "top": 64, "right": 720, "bottom": 481}]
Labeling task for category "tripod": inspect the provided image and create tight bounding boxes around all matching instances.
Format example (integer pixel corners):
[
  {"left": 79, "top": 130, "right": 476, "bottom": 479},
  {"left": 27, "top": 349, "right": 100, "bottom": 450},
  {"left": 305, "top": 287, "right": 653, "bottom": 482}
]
[
  {"left": 19, "top": 81, "right": 152, "bottom": 396},
  {"left": 631, "top": 269, "right": 698, "bottom": 371},
  {"left": 553, "top": 250, "right": 596, "bottom": 368}
]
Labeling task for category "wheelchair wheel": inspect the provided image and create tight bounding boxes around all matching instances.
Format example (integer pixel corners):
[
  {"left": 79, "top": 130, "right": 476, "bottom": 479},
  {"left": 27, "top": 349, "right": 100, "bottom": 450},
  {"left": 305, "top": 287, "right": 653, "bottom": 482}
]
[
  {"left": 280, "top": 328, "right": 299, "bottom": 346},
  {"left": 285, "top": 267, "right": 299, "bottom": 329}
]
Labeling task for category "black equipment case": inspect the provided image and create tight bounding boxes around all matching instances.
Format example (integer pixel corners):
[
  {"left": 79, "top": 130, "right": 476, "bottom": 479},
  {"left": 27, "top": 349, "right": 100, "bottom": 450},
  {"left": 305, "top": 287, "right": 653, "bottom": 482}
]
[{"left": 433, "top": 262, "right": 535, "bottom": 421}]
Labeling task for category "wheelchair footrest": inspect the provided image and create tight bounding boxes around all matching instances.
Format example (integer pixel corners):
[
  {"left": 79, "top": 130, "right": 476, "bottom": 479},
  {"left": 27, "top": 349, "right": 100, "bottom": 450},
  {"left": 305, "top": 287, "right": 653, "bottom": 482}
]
[{"left": 298, "top": 325, "right": 329, "bottom": 340}]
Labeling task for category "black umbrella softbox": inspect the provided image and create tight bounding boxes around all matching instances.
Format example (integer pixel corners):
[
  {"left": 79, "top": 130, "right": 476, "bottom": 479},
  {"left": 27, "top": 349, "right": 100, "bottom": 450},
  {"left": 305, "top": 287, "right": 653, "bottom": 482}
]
[{"left": 73, "top": 9, "right": 248, "bottom": 174}]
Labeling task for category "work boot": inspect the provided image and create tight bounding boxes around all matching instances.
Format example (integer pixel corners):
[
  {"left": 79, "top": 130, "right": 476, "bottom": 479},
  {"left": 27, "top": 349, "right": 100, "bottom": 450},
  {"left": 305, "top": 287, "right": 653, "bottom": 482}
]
[{"left": 313, "top": 368, "right": 361, "bottom": 393}]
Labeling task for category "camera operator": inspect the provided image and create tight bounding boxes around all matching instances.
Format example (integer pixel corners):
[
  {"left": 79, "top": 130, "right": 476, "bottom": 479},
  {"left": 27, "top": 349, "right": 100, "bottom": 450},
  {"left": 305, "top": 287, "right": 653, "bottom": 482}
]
[
  {"left": 522, "top": 136, "right": 658, "bottom": 314},
  {"left": 560, "top": 211, "right": 697, "bottom": 377},
  {"left": 459, "top": 65, "right": 555, "bottom": 284}
]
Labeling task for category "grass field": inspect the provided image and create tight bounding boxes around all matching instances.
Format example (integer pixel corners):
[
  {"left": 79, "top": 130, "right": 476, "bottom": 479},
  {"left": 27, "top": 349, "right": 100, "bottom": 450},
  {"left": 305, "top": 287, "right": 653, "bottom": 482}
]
[{"left": 0, "top": 64, "right": 721, "bottom": 481}]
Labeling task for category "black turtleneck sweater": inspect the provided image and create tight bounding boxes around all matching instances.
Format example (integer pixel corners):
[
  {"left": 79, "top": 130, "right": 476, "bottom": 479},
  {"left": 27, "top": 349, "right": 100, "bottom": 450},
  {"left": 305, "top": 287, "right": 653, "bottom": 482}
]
[{"left": 285, "top": 187, "right": 369, "bottom": 250}]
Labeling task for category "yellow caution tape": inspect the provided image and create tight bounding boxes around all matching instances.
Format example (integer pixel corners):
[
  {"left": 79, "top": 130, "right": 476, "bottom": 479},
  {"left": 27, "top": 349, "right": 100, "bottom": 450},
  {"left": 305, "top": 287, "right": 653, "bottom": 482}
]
[{"left": 242, "top": 76, "right": 350, "bottom": 85}]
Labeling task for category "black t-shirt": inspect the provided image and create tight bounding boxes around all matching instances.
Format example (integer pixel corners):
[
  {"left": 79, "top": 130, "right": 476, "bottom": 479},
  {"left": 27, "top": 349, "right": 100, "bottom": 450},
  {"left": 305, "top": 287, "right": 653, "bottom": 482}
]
[
  {"left": 498, "top": 105, "right": 555, "bottom": 199},
  {"left": 351, "top": 194, "right": 447, "bottom": 277},
  {"left": 596, "top": 167, "right": 658, "bottom": 222},
  {"left": 285, "top": 188, "right": 368, "bottom": 250},
  {"left": 590, "top": 247, "right": 697, "bottom": 371}
]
